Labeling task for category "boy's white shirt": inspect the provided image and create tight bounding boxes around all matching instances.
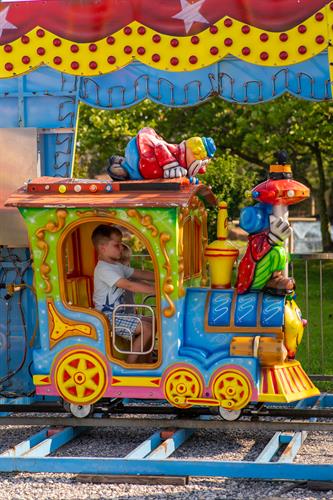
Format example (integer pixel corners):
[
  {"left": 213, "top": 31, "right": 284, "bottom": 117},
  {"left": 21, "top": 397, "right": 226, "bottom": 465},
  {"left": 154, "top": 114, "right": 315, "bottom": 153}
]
[{"left": 93, "top": 260, "right": 134, "bottom": 311}]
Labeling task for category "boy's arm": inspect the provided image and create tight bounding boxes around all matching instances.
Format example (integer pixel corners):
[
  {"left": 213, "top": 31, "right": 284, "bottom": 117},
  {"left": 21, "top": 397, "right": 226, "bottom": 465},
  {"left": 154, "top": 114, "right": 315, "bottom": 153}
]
[
  {"left": 131, "top": 269, "right": 155, "bottom": 281},
  {"left": 116, "top": 278, "right": 155, "bottom": 295}
]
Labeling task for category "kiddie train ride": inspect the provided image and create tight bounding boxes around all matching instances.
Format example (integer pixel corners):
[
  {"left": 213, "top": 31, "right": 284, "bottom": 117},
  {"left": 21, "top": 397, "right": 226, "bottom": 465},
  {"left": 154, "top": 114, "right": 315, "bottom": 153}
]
[
  {"left": 0, "top": 0, "right": 331, "bottom": 419},
  {"left": 5, "top": 143, "right": 319, "bottom": 419}
]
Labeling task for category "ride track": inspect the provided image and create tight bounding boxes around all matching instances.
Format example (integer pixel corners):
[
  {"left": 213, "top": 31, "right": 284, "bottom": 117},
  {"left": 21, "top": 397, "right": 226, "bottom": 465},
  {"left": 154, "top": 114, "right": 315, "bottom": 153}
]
[{"left": 0, "top": 396, "right": 332, "bottom": 481}]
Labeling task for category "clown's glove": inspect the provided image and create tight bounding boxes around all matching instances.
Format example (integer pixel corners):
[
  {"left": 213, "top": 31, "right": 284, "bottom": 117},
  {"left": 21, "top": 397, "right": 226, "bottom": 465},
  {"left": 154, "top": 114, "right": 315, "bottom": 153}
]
[
  {"left": 188, "top": 159, "right": 209, "bottom": 177},
  {"left": 268, "top": 215, "right": 292, "bottom": 246},
  {"left": 163, "top": 162, "right": 187, "bottom": 179}
]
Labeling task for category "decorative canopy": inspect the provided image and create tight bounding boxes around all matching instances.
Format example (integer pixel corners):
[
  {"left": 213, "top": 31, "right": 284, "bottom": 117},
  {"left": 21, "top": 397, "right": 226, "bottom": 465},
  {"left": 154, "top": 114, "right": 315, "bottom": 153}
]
[{"left": 0, "top": 0, "right": 332, "bottom": 82}]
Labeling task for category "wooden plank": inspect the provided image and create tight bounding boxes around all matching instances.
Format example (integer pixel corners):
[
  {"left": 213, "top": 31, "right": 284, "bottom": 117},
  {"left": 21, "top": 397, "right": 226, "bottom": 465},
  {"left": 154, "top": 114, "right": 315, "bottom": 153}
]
[
  {"left": 5, "top": 182, "right": 216, "bottom": 208},
  {"left": 74, "top": 474, "right": 189, "bottom": 485}
]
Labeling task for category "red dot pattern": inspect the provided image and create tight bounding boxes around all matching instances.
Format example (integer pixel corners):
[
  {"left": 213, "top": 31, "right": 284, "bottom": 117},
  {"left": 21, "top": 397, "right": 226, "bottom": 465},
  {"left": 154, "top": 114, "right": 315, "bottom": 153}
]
[
  {"left": 2, "top": 13, "right": 329, "bottom": 74},
  {"left": 260, "top": 33, "right": 269, "bottom": 42},
  {"left": 5, "top": 62, "right": 13, "bottom": 71}
]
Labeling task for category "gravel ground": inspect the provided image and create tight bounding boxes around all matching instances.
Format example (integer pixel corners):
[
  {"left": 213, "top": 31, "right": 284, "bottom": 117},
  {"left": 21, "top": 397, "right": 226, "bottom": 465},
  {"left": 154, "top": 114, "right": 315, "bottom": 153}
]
[{"left": 0, "top": 424, "right": 332, "bottom": 500}]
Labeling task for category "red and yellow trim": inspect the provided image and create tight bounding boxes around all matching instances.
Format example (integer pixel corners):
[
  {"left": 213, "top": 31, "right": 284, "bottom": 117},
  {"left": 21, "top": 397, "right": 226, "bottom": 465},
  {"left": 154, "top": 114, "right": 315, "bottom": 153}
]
[
  {"left": 1, "top": 5, "right": 333, "bottom": 78},
  {"left": 259, "top": 360, "right": 320, "bottom": 403},
  {"left": 33, "top": 374, "right": 51, "bottom": 386},
  {"left": 111, "top": 376, "right": 161, "bottom": 387}
]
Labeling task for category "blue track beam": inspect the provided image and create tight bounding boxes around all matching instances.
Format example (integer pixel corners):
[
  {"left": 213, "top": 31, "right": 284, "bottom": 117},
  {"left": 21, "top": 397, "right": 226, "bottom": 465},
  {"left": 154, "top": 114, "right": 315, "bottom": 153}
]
[
  {"left": 125, "top": 432, "right": 163, "bottom": 459},
  {"left": 0, "top": 457, "right": 332, "bottom": 480},
  {"left": 278, "top": 432, "right": 306, "bottom": 464},
  {"left": 146, "top": 429, "right": 193, "bottom": 460},
  {"left": 0, "top": 427, "right": 83, "bottom": 458},
  {"left": 256, "top": 432, "right": 287, "bottom": 463}
]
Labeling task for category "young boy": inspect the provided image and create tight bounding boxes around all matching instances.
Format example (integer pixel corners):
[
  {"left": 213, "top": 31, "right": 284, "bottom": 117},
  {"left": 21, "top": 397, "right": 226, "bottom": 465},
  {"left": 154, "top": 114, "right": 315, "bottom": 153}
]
[{"left": 92, "top": 224, "right": 155, "bottom": 363}]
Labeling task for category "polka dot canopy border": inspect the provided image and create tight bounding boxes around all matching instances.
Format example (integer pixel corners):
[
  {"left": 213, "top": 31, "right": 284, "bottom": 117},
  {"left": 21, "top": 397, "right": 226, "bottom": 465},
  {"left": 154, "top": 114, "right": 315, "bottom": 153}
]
[{"left": 1, "top": 3, "right": 333, "bottom": 78}]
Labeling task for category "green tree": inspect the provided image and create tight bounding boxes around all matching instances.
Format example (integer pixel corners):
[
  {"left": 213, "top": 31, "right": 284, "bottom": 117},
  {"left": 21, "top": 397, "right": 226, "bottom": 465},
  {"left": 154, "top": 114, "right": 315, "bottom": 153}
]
[{"left": 75, "top": 95, "right": 333, "bottom": 250}]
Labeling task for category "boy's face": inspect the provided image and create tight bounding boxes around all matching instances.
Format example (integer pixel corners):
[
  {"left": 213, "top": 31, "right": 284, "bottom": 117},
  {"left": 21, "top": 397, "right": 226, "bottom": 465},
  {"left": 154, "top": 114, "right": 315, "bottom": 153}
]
[{"left": 99, "top": 234, "right": 122, "bottom": 261}]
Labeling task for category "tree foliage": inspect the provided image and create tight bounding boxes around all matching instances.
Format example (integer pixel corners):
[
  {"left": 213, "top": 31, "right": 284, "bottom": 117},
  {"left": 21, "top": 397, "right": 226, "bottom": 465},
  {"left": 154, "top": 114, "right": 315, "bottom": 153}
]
[{"left": 74, "top": 95, "right": 333, "bottom": 250}]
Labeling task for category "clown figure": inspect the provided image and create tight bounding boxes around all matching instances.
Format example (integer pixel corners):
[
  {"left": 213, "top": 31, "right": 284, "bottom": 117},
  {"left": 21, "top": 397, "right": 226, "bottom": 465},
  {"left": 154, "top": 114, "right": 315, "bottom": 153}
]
[{"left": 107, "top": 127, "right": 216, "bottom": 181}]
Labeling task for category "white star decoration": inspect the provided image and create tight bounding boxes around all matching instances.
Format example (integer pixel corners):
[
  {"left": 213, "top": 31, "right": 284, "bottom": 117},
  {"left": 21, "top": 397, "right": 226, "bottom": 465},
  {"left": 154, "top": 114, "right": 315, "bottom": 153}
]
[
  {"left": 0, "top": 6, "right": 16, "bottom": 38},
  {"left": 172, "top": 0, "right": 209, "bottom": 34}
]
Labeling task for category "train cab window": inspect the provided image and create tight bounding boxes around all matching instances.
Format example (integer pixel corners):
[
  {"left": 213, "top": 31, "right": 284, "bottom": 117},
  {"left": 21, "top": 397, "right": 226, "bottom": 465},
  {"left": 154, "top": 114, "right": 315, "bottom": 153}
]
[
  {"left": 183, "top": 216, "right": 202, "bottom": 280},
  {"left": 61, "top": 222, "right": 159, "bottom": 365}
]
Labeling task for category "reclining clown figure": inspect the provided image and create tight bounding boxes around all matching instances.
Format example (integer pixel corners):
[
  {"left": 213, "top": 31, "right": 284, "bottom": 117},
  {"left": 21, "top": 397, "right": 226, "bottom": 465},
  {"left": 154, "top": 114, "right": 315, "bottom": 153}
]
[{"left": 107, "top": 127, "right": 216, "bottom": 181}]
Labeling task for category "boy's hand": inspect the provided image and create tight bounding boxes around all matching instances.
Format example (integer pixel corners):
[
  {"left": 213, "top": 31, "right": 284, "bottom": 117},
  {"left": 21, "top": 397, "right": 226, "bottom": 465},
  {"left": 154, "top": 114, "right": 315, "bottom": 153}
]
[
  {"left": 116, "top": 278, "right": 155, "bottom": 295},
  {"left": 132, "top": 269, "right": 155, "bottom": 281}
]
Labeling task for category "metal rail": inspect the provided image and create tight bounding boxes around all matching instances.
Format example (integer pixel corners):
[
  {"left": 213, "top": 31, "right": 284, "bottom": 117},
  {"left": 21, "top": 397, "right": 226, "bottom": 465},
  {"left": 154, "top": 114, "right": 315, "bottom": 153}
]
[
  {"left": 290, "top": 252, "right": 333, "bottom": 379},
  {"left": 1, "top": 415, "right": 333, "bottom": 432},
  {"left": 1, "top": 403, "right": 333, "bottom": 419}
]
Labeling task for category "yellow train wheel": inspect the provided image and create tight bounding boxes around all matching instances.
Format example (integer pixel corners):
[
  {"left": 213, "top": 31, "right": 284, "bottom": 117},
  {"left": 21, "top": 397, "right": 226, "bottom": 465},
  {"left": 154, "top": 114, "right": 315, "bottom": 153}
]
[
  {"left": 212, "top": 369, "right": 252, "bottom": 411},
  {"left": 164, "top": 367, "right": 203, "bottom": 408},
  {"left": 55, "top": 350, "right": 108, "bottom": 405}
]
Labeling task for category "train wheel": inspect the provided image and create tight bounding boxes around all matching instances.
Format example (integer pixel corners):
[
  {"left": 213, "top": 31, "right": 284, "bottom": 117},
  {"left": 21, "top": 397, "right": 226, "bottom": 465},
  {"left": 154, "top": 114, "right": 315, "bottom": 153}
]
[
  {"left": 218, "top": 408, "right": 242, "bottom": 421},
  {"left": 55, "top": 350, "right": 108, "bottom": 406},
  {"left": 164, "top": 367, "right": 203, "bottom": 408},
  {"left": 69, "top": 403, "right": 93, "bottom": 418},
  {"left": 212, "top": 369, "right": 252, "bottom": 411}
]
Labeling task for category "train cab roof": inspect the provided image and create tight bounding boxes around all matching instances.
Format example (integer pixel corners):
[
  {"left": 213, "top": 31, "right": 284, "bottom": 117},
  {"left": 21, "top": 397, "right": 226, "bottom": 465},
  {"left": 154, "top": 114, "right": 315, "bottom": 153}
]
[{"left": 5, "top": 177, "right": 217, "bottom": 209}]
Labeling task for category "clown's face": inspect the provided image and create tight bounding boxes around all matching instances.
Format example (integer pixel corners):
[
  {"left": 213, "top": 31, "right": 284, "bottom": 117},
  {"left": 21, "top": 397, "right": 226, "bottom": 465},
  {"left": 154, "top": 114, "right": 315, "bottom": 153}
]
[{"left": 185, "top": 145, "right": 209, "bottom": 176}]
